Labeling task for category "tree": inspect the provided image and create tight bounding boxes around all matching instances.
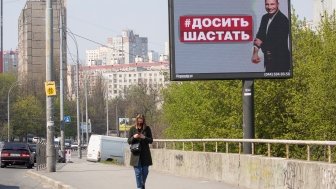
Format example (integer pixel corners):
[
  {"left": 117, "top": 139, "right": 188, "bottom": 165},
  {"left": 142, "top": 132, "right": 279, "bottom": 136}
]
[
  {"left": 11, "top": 96, "right": 44, "bottom": 141},
  {"left": 162, "top": 81, "right": 242, "bottom": 139},
  {"left": 87, "top": 75, "right": 107, "bottom": 135},
  {"left": 0, "top": 73, "right": 17, "bottom": 140},
  {"left": 123, "top": 84, "right": 164, "bottom": 138}
]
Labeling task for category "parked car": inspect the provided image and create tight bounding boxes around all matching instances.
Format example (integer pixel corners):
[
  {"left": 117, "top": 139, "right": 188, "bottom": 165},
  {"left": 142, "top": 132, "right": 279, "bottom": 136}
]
[
  {"left": 0, "top": 142, "right": 34, "bottom": 169},
  {"left": 71, "top": 142, "right": 78, "bottom": 150},
  {"left": 32, "top": 137, "right": 40, "bottom": 143},
  {"left": 65, "top": 139, "right": 72, "bottom": 149}
]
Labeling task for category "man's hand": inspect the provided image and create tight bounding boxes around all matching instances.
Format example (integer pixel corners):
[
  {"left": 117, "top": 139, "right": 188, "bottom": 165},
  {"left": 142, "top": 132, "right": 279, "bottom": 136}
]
[
  {"left": 252, "top": 53, "right": 261, "bottom": 64},
  {"left": 252, "top": 46, "right": 261, "bottom": 64},
  {"left": 253, "top": 38, "right": 263, "bottom": 48}
]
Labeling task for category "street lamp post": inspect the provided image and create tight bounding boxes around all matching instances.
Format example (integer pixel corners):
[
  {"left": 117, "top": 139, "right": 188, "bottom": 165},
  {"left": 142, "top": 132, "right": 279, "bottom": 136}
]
[
  {"left": 106, "top": 95, "right": 109, "bottom": 136},
  {"left": 85, "top": 74, "right": 89, "bottom": 143},
  {"left": 7, "top": 81, "right": 20, "bottom": 142},
  {"left": 68, "top": 30, "right": 82, "bottom": 158}
]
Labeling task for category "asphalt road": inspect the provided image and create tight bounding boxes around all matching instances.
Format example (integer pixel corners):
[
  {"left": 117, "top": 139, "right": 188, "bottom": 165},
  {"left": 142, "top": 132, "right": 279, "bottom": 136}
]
[{"left": 0, "top": 166, "right": 51, "bottom": 189}]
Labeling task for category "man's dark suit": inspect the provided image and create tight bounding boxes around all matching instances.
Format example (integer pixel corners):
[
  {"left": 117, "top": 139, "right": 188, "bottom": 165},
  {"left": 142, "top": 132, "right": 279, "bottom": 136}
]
[{"left": 256, "top": 11, "right": 290, "bottom": 72}]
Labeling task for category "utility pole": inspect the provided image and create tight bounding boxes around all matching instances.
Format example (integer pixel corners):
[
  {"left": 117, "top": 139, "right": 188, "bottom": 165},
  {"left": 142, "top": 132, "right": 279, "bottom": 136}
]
[
  {"left": 115, "top": 101, "right": 119, "bottom": 137},
  {"left": 85, "top": 75, "right": 89, "bottom": 143},
  {"left": 46, "top": 0, "right": 56, "bottom": 172},
  {"left": 1, "top": 0, "right": 3, "bottom": 73},
  {"left": 59, "top": 2, "right": 65, "bottom": 161},
  {"left": 75, "top": 41, "right": 82, "bottom": 159},
  {"left": 81, "top": 106, "right": 84, "bottom": 143},
  {"left": 106, "top": 95, "right": 109, "bottom": 136}
]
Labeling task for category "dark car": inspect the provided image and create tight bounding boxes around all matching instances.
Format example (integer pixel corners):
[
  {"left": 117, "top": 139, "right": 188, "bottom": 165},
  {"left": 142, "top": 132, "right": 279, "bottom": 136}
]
[{"left": 0, "top": 142, "right": 34, "bottom": 169}]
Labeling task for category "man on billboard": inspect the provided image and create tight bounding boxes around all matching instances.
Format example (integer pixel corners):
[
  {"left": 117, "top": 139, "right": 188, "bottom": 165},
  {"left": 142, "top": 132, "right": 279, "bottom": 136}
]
[{"left": 251, "top": 0, "right": 290, "bottom": 73}]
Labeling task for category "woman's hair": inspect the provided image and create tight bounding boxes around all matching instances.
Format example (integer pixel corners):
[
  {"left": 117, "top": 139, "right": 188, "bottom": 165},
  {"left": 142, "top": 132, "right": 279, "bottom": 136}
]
[{"left": 135, "top": 114, "right": 146, "bottom": 127}]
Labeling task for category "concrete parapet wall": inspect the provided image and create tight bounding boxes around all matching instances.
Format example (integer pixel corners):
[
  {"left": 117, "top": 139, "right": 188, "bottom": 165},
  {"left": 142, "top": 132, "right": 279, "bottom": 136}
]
[{"left": 125, "top": 149, "right": 336, "bottom": 189}]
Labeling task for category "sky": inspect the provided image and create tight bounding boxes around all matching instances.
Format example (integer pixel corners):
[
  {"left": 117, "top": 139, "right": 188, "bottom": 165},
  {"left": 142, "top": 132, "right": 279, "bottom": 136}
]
[{"left": 3, "top": 0, "right": 313, "bottom": 60}]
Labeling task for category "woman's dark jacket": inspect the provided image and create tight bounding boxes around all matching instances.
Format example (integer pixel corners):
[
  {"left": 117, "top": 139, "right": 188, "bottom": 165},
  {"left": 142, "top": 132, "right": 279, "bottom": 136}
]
[{"left": 127, "top": 125, "right": 153, "bottom": 166}]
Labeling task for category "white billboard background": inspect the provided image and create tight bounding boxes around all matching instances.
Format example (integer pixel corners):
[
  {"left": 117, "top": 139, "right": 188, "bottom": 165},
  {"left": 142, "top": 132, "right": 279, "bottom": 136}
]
[{"left": 172, "top": 0, "right": 289, "bottom": 75}]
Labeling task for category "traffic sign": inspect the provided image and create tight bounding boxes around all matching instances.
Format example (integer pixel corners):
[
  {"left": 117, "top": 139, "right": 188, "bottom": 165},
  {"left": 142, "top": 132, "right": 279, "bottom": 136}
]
[
  {"left": 45, "top": 81, "right": 57, "bottom": 96},
  {"left": 64, "top": 116, "right": 71, "bottom": 123},
  {"left": 80, "top": 122, "right": 92, "bottom": 133}
]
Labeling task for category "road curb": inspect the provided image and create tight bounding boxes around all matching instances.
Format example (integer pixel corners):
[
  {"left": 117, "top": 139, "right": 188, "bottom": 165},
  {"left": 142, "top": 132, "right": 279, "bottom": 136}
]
[{"left": 27, "top": 170, "right": 75, "bottom": 189}]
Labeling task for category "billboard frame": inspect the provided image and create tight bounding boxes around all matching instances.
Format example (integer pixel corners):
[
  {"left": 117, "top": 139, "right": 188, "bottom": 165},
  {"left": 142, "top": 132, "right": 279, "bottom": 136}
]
[{"left": 168, "top": 0, "right": 293, "bottom": 81}]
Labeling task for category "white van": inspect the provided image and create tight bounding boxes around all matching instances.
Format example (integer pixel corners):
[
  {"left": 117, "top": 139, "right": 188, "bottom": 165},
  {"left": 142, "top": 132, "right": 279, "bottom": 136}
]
[{"left": 86, "top": 135, "right": 128, "bottom": 163}]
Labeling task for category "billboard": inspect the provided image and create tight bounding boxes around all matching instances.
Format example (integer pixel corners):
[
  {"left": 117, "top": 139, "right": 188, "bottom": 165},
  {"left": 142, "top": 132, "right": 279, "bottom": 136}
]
[
  {"left": 118, "top": 118, "right": 132, "bottom": 131},
  {"left": 169, "top": 0, "right": 292, "bottom": 80}
]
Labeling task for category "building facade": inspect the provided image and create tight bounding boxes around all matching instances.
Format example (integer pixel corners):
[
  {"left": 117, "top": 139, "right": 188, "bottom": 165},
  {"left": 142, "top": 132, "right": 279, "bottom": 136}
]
[
  {"left": 67, "top": 62, "right": 170, "bottom": 100},
  {"left": 86, "top": 30, "right": 149, "bottom": 66},
  {"left": 313, "top": 0, "right": 336, "bottom": 27},
  {"left": 18, "top": 0, "right": 66, "bottom": 88},
  {"left": 3, "top": 50, "right": 19, "bottom": 73}
]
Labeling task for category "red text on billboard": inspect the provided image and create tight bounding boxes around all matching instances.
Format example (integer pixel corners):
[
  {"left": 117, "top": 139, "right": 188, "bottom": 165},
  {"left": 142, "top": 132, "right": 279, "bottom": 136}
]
[{"left": 180, "top": 15, "right": 253, "bottom": 43}]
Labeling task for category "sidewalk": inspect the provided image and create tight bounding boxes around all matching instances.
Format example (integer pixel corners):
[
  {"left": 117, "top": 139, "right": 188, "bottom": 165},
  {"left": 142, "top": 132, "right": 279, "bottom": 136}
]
[{"left": 27, "top": 156, "right": 242, "bottom": 189}]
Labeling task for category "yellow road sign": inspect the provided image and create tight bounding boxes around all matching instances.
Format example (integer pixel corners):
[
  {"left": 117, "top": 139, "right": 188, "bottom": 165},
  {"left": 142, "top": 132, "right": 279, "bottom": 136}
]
[{"left": 45, "top": 81, "right": 56, "bottom": 96}]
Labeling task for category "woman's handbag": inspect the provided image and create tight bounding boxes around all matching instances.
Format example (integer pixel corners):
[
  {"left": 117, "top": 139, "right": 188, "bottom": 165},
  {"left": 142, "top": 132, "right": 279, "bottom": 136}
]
[{"left": 130, "top": 143, "right": 141, "bottom": 153}]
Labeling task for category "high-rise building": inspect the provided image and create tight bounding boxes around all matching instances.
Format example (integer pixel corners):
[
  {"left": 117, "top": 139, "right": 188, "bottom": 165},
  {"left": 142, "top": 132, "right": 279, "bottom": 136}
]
[
  {"left": 122, "top": 30, "right": 148, "bottom": 64},
  {"left": 313, "top": 0, "right": 336, "bottom": 27},
  {"left": 3, "top": 50, "right": 19, "bottom": 73},
  {"left": 164, "top": 41, "right": 169, "bottom": 57},
  {"left": 86, "top": 29, "right": 148, "bottom": 66},
  {"left": 148, "top": 50, "right": 159, "bottom": 62},
  {"left": 18, "top": 0, "right": 66, "bottom": 88}
]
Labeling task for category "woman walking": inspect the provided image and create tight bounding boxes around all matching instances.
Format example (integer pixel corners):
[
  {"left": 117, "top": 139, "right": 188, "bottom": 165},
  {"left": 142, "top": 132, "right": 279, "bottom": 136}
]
[{"left": 128, "top": 114, "right": 153, "bottom": 189}]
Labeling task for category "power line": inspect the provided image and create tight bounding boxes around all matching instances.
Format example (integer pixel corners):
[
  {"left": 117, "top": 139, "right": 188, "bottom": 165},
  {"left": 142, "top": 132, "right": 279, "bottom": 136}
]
[
  {"left": 66, "top": 29, "right": 154, "bottom": 59},
  {"left": 67, "top": 15, "right": 166, "bottom": 49}
]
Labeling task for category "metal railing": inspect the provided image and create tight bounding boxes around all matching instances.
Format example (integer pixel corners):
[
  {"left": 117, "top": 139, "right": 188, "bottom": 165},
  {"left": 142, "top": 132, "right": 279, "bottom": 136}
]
[
  {"left": 36, "top": 142, "right": 46, "bottom": 170},
  {"left": 35, "top": 142, "right": 66, "bottom": 171},
  {"left": 153, "top": 139, "right": 336, "bottom": 163}
]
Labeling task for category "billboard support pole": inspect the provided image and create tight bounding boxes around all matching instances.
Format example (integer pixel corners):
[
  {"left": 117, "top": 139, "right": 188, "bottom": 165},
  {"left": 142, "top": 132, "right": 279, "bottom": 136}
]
[{"left": 242, "top": 79, "right": 255, "bottom": 154}]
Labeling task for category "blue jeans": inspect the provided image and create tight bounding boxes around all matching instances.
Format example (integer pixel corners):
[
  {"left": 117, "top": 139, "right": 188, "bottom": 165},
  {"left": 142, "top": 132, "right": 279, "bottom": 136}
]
[{"left": 134, "top": 163, "right": 149, "bottom": 189}]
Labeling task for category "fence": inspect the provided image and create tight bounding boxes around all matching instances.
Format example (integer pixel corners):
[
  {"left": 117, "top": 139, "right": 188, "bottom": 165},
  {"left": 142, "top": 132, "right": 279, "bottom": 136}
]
[
  {"left": 36, "top": 142, "right": 46, "bottom": 170},
  {"left": 153, "top": 138, "right": 336, "bottom": 163},
  {"left": 35, "top": 142, "right": 65, "bottom": 171}
]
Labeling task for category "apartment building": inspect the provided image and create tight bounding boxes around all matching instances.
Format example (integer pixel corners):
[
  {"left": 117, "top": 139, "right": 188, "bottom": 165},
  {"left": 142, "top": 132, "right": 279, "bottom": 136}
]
[
  {"left": 67, "top": 62, "right": 170, "bottom": 100},
  {"left": 18, "top": 0, "right": 66, "bottom": 87},
  {"left": 86, "top": 29, "right": 149, "bottom": 66},
  {"left": 3, "top": 50, "right": 19, "bottom": 73},
  {"left": 313, "top": 0, "right": 336, "bottom": 27}
]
